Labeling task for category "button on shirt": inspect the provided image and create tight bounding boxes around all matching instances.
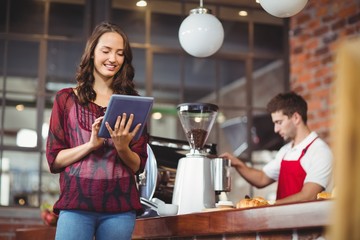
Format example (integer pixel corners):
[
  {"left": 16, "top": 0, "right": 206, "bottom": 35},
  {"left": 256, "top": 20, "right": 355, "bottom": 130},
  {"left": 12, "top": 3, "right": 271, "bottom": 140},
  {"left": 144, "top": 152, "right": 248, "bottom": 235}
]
[{"left": 263, "top": 132, "right": 333, "bottom": 192}]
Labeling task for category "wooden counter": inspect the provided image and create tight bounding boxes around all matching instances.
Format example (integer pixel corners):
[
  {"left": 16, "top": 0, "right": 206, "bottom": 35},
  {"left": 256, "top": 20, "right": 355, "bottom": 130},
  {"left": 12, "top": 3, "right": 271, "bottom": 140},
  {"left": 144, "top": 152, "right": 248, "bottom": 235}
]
[
  {"left": 132, "top": 200, "right": 332, "bottom": 239},
  {"left": 15, "top": 200, "right": 333, "bottom": 240}
]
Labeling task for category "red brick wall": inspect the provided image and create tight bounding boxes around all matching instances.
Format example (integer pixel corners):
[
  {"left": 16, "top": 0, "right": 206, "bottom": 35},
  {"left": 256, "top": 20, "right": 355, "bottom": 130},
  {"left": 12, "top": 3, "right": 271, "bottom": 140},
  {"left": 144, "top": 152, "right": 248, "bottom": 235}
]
[{"left": 289, "top": 0, "right": 360, "bottom": 143}]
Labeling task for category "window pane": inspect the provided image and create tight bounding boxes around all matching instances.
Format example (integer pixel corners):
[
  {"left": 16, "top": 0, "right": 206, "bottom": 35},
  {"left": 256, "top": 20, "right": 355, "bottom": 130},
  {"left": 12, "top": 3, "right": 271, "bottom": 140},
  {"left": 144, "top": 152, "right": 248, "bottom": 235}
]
[
  {"left": 153, "top": 53, "right": 181, "bottom": 103},
  {"left": 254, "top": 23, "right": 284, "bottom": 55},
  {"left": 221, "top": 20, "right": 249, "bottom": 53},
  {"left": 184, "top": 56, "right": 216, "bottom": 102},
  {"left": 41, "top": 155, "right": 59, "bottom": 206},
  {"left": 1, "top": 151, "right": 41, "bottom": 207},
  {"left": 0, "top": 0, "right": 6, "bottom": 32},
  {"left": 112, "top": 8, "right": 146, "bottom": 43},
  {"left": 218, "top": 109, "right": 247, "bottom": 156},
  {"left": 9, "top": 0, "right": 45, "bottom": 34},
  {"left": 252, "top": 59, "right": 285, "bottom": 108},
  {"left": 5, "top": 39, "right": 39, "bottom": 96},
  {"left": 46, "top": 40, "right": 83, "bottom": 93},
  {"left": 5, "top": 39, "right": 39, "bottom": 116},
  {"left": 150, "top": 103, "right": 178, "bottom": 140},
  {"left": 3, "top": 95, "right": 37, "bottom": 147},
  {"left": 151, "top": 12, "right": 182, "bottom": 48},
  {"left": 5, "top": 76, "right": 38, "bottom": 94},
  {"left": 7, "top": 40, "right": 39, "bottom": 78},
  {"left": 219, "top": 59, "right": 247, "bottom": 107},
  {"left": 132, "top": 48, "right": 145, "bottom": 95},
  {"left": 49, "top": 2, "right": 85, "bottom": 37},
  {"left": 0, "top": 39, "right": 4, "bottom": 88}
]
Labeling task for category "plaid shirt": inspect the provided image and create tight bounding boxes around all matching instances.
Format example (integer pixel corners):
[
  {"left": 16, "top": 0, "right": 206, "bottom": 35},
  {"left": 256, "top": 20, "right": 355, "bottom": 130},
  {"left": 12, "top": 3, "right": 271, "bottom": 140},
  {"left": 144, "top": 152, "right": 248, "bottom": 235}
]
[{"left": 46, "top": 88, "right": 148, "bottom": 215}]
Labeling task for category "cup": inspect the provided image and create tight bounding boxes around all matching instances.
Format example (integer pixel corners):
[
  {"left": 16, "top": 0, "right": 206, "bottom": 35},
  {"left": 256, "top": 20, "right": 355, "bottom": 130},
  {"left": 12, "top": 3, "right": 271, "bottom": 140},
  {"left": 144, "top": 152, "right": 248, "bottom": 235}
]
[
  {"left": 157, "top": 203, "right": 178, "bottom": 216},
  {"left": 212, "top": 157, "right": 231, "bottom": 192}
]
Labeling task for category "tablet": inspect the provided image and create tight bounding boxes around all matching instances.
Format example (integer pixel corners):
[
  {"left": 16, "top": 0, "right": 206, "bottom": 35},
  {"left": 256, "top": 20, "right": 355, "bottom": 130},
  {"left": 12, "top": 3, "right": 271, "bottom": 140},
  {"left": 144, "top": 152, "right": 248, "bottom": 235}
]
[{"left": 98, "top": 94, "right": 154, "bottom": 140}]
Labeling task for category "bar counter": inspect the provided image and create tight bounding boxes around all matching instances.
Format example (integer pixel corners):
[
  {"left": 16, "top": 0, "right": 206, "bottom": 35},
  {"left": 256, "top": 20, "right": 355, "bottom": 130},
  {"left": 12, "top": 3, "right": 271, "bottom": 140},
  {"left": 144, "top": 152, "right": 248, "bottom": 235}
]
[
  {"left": 15, "top": 200, "right": 332, "bottom": 240},
  {"left": 132, "top": 200, "right": 332, "bottom": 239}
]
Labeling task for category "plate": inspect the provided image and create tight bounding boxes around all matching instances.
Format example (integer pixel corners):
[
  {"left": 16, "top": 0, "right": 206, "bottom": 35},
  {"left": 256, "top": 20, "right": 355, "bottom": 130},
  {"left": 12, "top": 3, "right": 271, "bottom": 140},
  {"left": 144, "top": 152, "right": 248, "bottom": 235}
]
[{"left": 215, "top": 200, "right": 234, "bottom": 208}]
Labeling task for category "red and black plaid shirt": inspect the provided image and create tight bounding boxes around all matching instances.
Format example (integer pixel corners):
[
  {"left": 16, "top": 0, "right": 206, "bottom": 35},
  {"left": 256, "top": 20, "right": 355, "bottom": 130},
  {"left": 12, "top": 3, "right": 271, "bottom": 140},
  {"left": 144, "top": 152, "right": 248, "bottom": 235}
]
[{"left": 46, "top": 88, "right": 148, "bottom": 215}]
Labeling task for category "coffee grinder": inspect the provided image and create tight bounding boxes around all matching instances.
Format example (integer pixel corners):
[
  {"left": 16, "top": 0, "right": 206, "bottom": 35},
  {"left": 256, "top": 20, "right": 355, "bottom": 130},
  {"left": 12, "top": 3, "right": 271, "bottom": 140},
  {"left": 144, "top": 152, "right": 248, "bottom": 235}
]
[{"left": 172, "top": 103, "right": 219, "bottom": 214}]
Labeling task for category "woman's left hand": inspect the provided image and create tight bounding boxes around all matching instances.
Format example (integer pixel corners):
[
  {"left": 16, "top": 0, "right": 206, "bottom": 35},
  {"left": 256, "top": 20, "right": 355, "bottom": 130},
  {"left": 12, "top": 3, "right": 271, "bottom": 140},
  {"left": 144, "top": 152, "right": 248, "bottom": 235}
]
[
  {"left": 105, "top": 113, "right": 141, "bottom": 151},
  {"left": 105, "top": 113, "right": 142, "bottom": 172}
]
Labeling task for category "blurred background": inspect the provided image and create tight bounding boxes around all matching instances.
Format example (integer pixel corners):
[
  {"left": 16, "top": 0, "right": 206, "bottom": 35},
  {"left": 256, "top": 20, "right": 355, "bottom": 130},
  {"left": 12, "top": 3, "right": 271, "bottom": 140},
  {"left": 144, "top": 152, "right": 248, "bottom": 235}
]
[{"left": 0, "top": 0, "right": 287, "bottom": 208}]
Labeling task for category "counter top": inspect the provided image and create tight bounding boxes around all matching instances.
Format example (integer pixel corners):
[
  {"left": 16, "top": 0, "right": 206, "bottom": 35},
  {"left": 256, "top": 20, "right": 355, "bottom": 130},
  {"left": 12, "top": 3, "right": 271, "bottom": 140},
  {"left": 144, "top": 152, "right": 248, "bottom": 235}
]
[{"left": 133, "top": 200, "right": 332, "bottom": 239}]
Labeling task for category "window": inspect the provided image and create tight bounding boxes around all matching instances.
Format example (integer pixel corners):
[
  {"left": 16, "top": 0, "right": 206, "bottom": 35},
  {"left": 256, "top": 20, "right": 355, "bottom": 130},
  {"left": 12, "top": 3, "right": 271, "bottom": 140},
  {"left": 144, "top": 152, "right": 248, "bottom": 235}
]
[{"left": 0, "top": 0, "right": 288, "bottom": 208}]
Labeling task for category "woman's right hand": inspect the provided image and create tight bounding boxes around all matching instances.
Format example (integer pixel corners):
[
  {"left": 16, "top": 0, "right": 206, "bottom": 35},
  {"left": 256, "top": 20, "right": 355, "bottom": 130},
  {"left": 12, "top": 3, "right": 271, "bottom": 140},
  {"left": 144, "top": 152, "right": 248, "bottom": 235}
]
[
  {"left": 52, "top": 116, "right": 105, "bottom": 170},
  {"left": 89, "top": 116, "right": 105, "bottom": 150}
]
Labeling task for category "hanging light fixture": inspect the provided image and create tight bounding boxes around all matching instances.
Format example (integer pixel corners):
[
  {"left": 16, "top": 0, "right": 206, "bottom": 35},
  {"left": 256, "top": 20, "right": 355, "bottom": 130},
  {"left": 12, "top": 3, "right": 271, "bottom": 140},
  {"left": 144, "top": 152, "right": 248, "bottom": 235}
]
[
  {"left": 259, "top": 0, "right": 308, "bottom": 18},
  {"left": 136, "top": 0, "right": 147, "bottom": 7},
  {"left": 178, "top": 0, "right": 224, "bottom": 58}
]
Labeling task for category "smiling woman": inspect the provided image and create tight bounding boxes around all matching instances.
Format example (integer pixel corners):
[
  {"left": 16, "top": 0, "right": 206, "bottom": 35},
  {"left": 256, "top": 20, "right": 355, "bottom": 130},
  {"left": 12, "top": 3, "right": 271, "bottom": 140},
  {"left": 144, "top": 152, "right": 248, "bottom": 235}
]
[{"left": 46, "top": 22, "right": 150, "bottom": 240}]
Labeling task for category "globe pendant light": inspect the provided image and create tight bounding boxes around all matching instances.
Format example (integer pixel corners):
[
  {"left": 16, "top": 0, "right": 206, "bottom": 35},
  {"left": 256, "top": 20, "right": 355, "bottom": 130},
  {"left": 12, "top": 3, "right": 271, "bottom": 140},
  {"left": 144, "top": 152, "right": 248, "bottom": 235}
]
[
  {"left": 259, "top": 0, "right": 308, "bottom": 18},
  {"left": 178, "top": 0, "right": 224, "bottom": 58}
]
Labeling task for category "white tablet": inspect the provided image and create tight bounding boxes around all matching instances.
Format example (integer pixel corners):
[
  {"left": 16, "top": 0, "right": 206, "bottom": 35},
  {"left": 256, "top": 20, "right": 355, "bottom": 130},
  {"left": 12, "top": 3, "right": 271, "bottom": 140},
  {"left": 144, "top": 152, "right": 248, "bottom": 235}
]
[{"left": 98, "top": 94, "right": 154, "bottom": 140}]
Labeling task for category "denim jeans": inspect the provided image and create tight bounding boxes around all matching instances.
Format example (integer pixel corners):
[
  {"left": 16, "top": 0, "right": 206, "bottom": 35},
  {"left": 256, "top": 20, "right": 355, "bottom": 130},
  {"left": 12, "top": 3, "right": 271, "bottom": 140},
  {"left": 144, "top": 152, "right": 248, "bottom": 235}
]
[{"left": 55, "top": 209, "right": 136, "bottom": 240}]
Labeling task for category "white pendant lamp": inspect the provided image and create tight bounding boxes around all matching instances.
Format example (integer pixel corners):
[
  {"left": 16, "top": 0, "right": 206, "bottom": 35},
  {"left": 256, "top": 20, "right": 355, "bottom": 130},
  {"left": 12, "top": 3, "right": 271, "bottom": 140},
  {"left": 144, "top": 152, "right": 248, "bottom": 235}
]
[
  {"left": 259, "top": 0, "right": 308, "bottom": 18},
  {"left": 178, "top": 0, "right": 224, "bottom": 58}
]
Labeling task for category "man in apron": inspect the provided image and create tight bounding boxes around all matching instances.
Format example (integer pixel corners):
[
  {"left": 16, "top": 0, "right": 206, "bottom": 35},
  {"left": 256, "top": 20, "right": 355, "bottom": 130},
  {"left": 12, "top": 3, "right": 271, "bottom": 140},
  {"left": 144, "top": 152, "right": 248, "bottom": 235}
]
[{"left": 220, "top": 92, "right": 333, "bottom": 205}]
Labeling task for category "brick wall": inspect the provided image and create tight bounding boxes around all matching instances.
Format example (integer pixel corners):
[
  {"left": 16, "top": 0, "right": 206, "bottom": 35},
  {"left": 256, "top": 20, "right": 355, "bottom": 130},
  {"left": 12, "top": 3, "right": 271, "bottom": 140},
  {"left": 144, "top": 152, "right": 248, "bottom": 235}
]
[{"left": 289, "top": 0, "right": 360, "bottom": 143}]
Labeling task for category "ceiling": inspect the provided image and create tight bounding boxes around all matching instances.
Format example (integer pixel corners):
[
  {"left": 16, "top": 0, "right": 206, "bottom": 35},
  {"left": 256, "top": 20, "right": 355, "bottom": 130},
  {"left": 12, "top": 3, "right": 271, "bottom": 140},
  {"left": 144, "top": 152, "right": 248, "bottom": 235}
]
[
  {"left": 191, "top": 0, "right": 262, "bottom": 9},
  {"left": 124, "top": 0, "right": 282, "bottom": 25},
  {"left": 150, "top": 0, "right": 263, "bottom": 10}
]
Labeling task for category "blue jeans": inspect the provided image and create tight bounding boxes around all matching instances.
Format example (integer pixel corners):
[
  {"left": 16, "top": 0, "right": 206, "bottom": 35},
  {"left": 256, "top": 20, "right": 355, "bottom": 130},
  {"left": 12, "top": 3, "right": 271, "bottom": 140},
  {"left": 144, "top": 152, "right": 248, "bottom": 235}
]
[{"left": 55, "top": 210, "right": 136, "bottom": 240}]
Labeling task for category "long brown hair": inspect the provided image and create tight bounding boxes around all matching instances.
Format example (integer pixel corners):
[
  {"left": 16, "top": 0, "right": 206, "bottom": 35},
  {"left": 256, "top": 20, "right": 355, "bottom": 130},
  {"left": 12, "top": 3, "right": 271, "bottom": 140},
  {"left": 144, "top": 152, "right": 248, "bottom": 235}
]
[{"left": 75, "top": 22, "right": 138, "bottom": 104}]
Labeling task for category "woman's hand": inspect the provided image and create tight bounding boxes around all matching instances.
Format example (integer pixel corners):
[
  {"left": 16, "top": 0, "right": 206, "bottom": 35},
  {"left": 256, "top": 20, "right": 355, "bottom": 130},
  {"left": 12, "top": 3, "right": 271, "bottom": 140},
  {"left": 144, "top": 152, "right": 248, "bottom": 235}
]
[
  {"left": 105, "top": 113, "right": 142, "bottom": 172},
  {"left": 89, "top": 116, "right": 105, "bottom": 150},
  {"left": 52, "top": 116, "right": 106, "bottom": 170},
  {"left": 105, "top": 113, "right": 141, "bottom": 151}
]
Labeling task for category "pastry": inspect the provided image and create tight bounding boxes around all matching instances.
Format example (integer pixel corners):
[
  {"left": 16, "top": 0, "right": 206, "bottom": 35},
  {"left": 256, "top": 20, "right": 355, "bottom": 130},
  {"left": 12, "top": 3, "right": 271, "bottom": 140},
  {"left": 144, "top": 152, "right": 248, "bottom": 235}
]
[
  {"left": 317, "top": 191, "right": 332, "bottom": 200},
  {"left": 236, "top": 195, "right": 269, "bottom": 208}
]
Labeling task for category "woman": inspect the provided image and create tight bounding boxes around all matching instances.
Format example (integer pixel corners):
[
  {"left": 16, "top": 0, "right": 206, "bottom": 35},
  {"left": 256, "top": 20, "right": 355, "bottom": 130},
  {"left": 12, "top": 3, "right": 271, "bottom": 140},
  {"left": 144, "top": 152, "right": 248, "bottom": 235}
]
[{"left": 46, "top": 22, "right": 149, "bottom": 240}]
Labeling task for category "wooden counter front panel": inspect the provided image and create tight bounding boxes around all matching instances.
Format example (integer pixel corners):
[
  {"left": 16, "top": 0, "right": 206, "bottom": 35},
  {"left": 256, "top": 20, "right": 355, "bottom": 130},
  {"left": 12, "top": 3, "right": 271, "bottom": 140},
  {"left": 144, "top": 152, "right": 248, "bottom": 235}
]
[{"left": 13, "top": 200, "right": 331, "bottom": 240}]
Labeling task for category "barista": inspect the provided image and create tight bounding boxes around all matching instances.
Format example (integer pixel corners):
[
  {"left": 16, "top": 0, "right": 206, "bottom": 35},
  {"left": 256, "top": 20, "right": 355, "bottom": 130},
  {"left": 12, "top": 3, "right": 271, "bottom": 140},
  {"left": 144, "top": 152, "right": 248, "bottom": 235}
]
[{"left": 220, "top": 92, "right": 333, "bottom": 205}]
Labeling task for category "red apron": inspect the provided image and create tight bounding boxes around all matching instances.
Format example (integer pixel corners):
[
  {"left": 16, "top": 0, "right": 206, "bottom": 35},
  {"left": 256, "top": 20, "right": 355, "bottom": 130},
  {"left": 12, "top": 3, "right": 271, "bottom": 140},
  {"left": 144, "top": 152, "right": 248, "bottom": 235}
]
[{"left": 276, "top": 137, "right": 318, "bottom": 200}]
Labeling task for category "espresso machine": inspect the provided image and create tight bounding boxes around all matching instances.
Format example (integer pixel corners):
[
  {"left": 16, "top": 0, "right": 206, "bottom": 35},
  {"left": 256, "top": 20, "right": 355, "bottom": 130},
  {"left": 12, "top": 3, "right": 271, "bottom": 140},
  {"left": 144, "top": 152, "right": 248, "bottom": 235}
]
[{"left": 172, "top": 103, "right": 231, "bottom": 214}]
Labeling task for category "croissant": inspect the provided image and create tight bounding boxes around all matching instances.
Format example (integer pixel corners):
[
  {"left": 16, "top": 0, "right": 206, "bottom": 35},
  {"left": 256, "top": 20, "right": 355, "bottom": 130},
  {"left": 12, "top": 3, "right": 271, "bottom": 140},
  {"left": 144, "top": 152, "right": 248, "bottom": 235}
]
[
  {"left": 316, "top": 191, "right": 332, "bottom": 200},
  {"left": 236, "top": 195, "right": 269, "bottom": 209}
]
